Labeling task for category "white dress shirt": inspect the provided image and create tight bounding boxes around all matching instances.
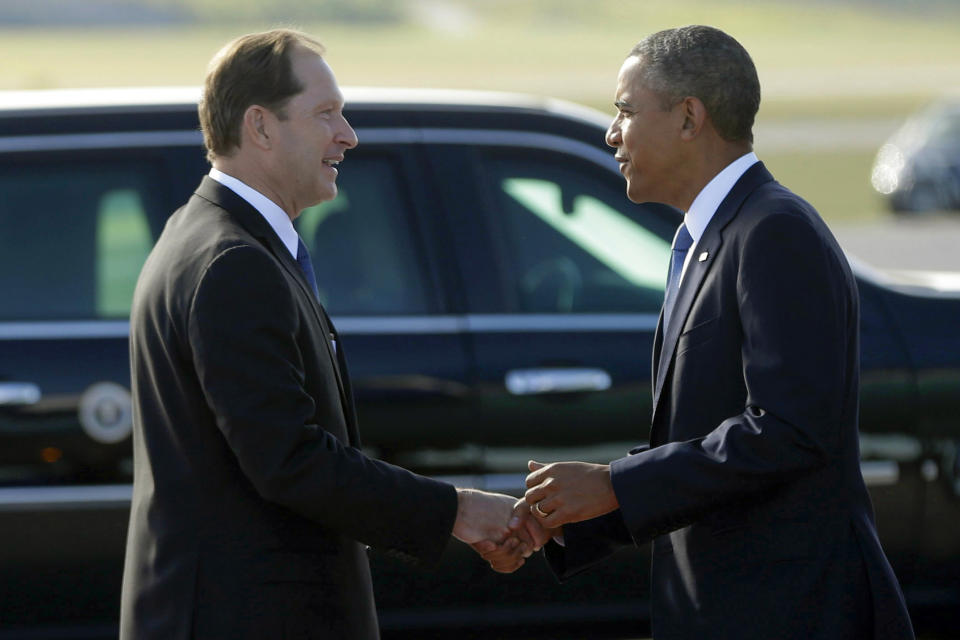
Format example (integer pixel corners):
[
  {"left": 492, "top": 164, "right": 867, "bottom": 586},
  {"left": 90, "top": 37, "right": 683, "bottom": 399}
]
[
  {"left": 678, "top": 151, "right": 759, "bottom": 285},
  {"left": 208, "top": 168, "right": 299, "bottom": 260}
]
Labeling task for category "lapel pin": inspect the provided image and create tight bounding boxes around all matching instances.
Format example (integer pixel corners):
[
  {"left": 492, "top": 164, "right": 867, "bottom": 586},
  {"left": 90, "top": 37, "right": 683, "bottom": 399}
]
[{"left": 698, "top": 251, "right": 709, "bottom": 262}]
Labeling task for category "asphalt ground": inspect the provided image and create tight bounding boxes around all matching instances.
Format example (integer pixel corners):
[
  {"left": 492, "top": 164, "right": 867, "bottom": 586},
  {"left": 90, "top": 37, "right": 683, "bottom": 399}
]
[{"left": 834, "top": 213, "right": 960, "bottom": 273}]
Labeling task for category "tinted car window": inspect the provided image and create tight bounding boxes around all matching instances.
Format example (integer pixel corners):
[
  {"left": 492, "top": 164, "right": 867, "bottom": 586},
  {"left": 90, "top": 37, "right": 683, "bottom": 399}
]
[
  {"left": 0, "top": 159, "right": 160, "bottom": 320},
  {"left": 296, "top": 153, "right": 431, "bottom": 316},
  {"left": 479, "top": 151, "right": 674, "bottom": 313}
]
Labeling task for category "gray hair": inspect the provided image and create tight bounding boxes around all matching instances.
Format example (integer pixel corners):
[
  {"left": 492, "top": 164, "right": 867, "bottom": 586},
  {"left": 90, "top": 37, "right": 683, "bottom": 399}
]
[{"left": 629, "top": 25, "right": 760, "bottom": 144}]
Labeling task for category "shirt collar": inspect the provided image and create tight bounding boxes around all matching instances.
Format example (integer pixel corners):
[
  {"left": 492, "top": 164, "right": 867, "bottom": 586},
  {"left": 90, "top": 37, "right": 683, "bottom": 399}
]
[
  {"left": 684, "top": 151, "right": 759, "bottom": 244},
  {"left": 208, "top": 167, "right": 299, "bottom": 259}
]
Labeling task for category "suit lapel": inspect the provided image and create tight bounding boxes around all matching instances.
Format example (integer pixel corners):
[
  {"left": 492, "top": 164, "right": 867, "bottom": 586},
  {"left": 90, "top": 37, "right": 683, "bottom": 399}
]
[
  {"left": 650, "top": 162, "right": 775, "bottom": 429},
  {"left": 319, "top": 305, "right": 361, "bottom": 447},
  {"left": 194, "top": 177, "right": 359, "bottom": 441}
]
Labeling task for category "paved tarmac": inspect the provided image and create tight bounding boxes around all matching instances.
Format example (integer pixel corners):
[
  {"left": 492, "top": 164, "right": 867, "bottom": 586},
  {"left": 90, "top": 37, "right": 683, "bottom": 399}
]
[{"left": 834, "top": 213, "right": 960, "bottom": 273}]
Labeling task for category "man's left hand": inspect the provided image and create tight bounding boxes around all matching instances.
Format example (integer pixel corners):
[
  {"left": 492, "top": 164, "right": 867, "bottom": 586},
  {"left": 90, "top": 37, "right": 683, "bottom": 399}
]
[{"left": 524, "top": 460, "right": 619, "bottom": 528}]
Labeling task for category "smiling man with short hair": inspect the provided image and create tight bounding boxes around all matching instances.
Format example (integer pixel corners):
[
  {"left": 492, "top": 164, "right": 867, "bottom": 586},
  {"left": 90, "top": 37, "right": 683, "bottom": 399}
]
[{"left": 120, "top": 29, "right": 541, "bottom": 639}]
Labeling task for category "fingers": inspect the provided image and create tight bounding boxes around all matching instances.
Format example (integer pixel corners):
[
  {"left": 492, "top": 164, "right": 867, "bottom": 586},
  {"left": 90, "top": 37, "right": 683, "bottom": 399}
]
[
  {"left": 524, "top": 461, "right": 565, "bottom": 528},
  {"left": 527, "top": 462, "right": 618, "bottom": 528},
  {"left": 507, "top": 497, "right": 529, "bottom": 531},
  {"left": 474, "top": 536, "right": 527, "bottom": 573},
  {"left": 525, "top": 459, "right": 548, "bottom": 489},
  {"left": 524, "top": 483, "right": 545, "bottom": 505},
  {"left": 512, "top": 498, "right": 550, "bottom": 550},
  {"left": 525, "top": 462, "right": 555, "bottom": 505},
  {"left": 471, "top": 539, "right": 498, "bottom": 554},
  {"left": 537, "top": 507, "right": 565, "bottom": 529},
  {"left": 522, "top": 516, "right": 554, "bottom": 549},
  {"left": 510, "top": 517, "right": 535, "bottom": 549}
]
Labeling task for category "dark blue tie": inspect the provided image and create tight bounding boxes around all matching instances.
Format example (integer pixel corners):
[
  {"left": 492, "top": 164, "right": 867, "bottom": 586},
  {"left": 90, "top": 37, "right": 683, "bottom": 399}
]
[
  {"left": 662, "top": 223, "right": 693, "bottom": 329},
  {"left": 296, "top": 236, "right": 320, "bottom": 300}
]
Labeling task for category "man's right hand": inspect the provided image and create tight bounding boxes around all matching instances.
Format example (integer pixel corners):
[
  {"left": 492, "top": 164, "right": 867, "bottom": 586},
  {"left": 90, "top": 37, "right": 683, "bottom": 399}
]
[
  {"left": 451, "top": 489, "right": 518, "bottom": 545},
  {"left": 469, "top": 498, "right": 558, "bottom": 573}
]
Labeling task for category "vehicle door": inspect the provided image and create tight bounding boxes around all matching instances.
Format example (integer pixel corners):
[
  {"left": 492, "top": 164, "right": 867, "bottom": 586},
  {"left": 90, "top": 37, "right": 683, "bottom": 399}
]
[
  {"left": 0, "top": 139, "right": 205, "bottom": 476},
  {"left": 427, "top": 133, "right": 679, "bottom": 482}
]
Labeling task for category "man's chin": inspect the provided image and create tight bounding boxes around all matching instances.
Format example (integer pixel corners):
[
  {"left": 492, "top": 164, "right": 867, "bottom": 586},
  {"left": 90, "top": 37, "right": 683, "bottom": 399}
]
[
  {"left": 625, "top": 183, "right": 645, "bottom": 204},
  {"left": 316, "top": 183, "right": 338, "bottom": 203},
  {"left": 626, "top": 182, "right": 664, "bottom": 206}
]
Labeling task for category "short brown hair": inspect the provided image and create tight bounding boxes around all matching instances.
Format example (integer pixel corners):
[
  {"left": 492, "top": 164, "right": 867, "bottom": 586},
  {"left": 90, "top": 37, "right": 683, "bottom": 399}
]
[{"left": 198, "top": 29, "right": 325, "bottom": 163}]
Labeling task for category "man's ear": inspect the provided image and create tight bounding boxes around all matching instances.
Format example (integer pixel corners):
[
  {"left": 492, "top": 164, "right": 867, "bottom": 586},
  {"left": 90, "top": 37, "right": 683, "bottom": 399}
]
[
  {"left": 678, "top": 96, "right": 708, "bottom": 141},
  {"left": 242, "top": 105, "right": 272, "bottom": 151}
]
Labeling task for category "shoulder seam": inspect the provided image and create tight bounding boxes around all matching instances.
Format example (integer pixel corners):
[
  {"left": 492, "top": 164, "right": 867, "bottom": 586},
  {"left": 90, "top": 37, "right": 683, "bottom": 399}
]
[{"left": 187, "top": 243, "right": 267, "bottom": 332}]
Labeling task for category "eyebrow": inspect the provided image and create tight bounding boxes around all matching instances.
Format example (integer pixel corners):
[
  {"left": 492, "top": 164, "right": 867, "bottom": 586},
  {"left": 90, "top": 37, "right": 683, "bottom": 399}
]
[
  {"left": 313, "top": 100, "right": 341, "bottom": 113},
  {"left": 614, "top": 100, "right": 633, "bottom": 109}
]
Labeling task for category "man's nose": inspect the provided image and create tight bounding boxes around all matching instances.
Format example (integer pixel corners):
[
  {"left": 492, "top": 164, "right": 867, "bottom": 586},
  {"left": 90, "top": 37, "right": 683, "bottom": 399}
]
[
  {"left": 605, "top": 123, "right": 621, "bottom": 148},
  {"left": 339, "top": 117, "right": 359, "bottom": 149}
]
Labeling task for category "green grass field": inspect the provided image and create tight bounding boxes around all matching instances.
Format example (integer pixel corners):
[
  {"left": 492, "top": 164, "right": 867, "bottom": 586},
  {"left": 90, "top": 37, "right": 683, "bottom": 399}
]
[{"left": 3, "top": 0, "right": 958, "bottom": 223}]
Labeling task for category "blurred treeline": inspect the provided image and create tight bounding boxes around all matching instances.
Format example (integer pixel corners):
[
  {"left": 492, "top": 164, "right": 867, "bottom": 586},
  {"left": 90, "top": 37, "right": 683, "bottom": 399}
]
[{"left": 2, "top": 0, "right": 957, "bottom": 27}]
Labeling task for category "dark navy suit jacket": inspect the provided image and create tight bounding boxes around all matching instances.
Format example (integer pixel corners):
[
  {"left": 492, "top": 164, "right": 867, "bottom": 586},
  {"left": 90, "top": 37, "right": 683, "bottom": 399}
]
[
  {"left": 546, "top": 163, "right": 915, "bottom": 639},
  {"left": 120, "top": 177, "right": 458, "bottom": 639}
]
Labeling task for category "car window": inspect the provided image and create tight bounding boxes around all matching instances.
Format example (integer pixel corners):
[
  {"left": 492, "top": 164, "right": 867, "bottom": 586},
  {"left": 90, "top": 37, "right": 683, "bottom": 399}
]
[
  {"left": 295, "top": 152, "right": 431, "bottom": 316},
  {"left": 479, "top": 151, "right": 675, "bottom": 314},
  {"left": 0, "top": 159, "right": 161, "bottom": 321}
]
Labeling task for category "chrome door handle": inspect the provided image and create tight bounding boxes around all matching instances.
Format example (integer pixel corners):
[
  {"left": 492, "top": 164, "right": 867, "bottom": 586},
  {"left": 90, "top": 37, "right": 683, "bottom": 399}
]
[
  {"left": 505, "top": 368, "right": 612, "bottom": 396},
  {"left": 0, "top": 382, "right": 41, "bottom": 406}
]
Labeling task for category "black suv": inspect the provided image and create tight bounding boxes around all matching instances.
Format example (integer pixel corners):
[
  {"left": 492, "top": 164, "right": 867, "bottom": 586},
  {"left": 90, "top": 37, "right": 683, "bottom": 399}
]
[{"left": 1, "top": 88, "right": 959, "bottom": 638}]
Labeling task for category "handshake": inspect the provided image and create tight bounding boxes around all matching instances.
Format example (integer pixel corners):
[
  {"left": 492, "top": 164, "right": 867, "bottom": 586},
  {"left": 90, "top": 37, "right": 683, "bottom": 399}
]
[{"left": 452, "top": 460, "right": 619, "bottom": 573}]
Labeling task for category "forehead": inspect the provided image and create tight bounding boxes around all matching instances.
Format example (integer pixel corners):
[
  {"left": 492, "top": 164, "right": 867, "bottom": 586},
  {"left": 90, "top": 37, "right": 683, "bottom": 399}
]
[
  {"left": 615, "top": 56, "right": 645, "bottom": 97},
  {"left": 290, "top": 48, "right": 341, "bottom": 103}
]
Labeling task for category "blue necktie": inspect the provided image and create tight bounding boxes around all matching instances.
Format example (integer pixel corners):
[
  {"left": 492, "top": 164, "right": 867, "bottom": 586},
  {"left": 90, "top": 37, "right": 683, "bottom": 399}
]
[
  {"left": 662, "top": 223, "right": 693, "bottom": 330},
  {"left": 296, "top": 236, "right": 320, "bottom": 300},
  {"left": 297, "top": 237, "right": 339, "bottom": 355}
]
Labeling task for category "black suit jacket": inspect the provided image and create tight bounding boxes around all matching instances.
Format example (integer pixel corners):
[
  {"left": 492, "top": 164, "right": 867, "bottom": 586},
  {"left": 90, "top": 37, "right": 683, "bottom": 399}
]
[
  {"left": 120, "top": 177, "right": 458, "bottom": 639},
  {"left": 546, "top": 163, "right": 915, "bottom": 639}
]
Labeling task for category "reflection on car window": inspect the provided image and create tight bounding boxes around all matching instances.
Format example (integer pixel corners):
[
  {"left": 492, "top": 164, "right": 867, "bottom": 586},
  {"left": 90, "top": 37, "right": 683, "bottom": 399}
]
[
  {"left": 0, "top": 160, "right": 161, "bottom": 321},
  {"left": 296, "top": 154, "right": 430, "bottom": 315},
  {"left": 503, "top": 178, "right": 670, "bottom": 291},
  {"left": 97, "top": 189, "right": 153, "bottom": 317},
  {"left": 484, "top": 153, "right": 675, "bottom": 314}
]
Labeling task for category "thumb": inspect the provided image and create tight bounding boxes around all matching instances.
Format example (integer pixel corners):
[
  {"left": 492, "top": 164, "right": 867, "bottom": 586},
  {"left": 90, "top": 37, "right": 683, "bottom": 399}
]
[
  {"left": 528, "top": 460, "right": 545, "bottom": 472},
  {"left": 508, "top": 498, "right": 528, "bottom": 530}
]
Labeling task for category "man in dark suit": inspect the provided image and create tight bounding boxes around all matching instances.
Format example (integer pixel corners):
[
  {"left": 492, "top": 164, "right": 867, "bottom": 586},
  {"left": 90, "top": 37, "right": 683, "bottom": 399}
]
[
  {"left": 506, "top": 25, "right": 916, "bottom": 639},
  {"left": 120, "top": 29, "right": 541, "bottom": 639}
]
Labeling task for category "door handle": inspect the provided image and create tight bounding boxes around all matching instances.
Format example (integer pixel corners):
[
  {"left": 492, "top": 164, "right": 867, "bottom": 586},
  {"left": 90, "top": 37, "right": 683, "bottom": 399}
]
[
  {"left": 505, "top": 368, "right": 612, "bottom": 396},
  {"left": 0, "top": 382, "right": 41, "bottom": 406}
]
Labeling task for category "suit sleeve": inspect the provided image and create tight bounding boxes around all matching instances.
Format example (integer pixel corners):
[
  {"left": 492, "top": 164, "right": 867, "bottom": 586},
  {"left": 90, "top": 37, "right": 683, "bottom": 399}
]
[
  {"left": 543, "top": 509, "right": 635, "bottom": 581},
  {"left": 611, "top": 209, "right": 856, "bottom": 544},
  {"left": 187, "top": 244, "right": 457, "bottom": 564}
]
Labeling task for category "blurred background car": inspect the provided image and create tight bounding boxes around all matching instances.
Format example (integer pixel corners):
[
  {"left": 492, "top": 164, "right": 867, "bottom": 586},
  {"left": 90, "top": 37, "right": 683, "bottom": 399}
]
[{"left": 871, "top": 99, "right": 960, "bottom": 213}]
